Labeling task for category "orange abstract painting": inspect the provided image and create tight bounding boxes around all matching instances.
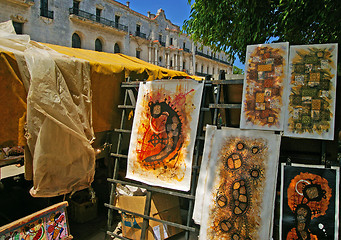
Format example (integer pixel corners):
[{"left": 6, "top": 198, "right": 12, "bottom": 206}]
[
  {"left": 199, "top": 128, "right": 281, "bottom": 239},
  {"left": 126, "top": 80, "right": 204, "bottom": 191},
  {"left": 240, "top": 42, "right": 289, "bottom": 131},
  {"left": 280, "top": 164, "right": 339, "bottom": 240}
]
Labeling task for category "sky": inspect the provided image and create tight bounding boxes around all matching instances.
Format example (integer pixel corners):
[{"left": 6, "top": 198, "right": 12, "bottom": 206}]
[{"left": 116, "top": 0, "right": 245, "bottom": 71}]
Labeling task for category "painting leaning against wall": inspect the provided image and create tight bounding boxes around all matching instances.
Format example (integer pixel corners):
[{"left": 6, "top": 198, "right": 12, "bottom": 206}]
[
  {"left": 126, "top": 79, "right": 204, "bottom": 191},
  {"left": 284, "top": 43, "right": 338, "bottom": 140},
  {"left": 199, "top": 127, "right": 281, "bottom": 240}
]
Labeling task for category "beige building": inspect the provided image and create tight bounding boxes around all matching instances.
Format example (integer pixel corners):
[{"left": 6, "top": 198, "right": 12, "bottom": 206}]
[{"left": 0, "top": 0, "right": 232, "bottom": 76}]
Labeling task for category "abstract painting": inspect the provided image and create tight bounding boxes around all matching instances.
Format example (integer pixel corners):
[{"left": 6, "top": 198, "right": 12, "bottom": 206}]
[
  {"left": 280, "top": 164, "right": 339, "bottom": 240},
  {"left": 284, "top": 44, "right": 338, "bottom": 140},
  {"left": 126, "top": 79, "right": 204, "bottom": 191},
  {"left": 240, "top": 42, "right": 289, "bottom": 131},
  {"left": 0, "top": 202, "right": 70, "bottom": 240},
  {"left": 199, "top": 128, "right": 281, "bottom": 239}
]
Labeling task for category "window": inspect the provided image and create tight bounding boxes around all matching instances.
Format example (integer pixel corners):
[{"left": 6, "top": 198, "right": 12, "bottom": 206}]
[
  {"left": 170, "top": 60, "right": 173, "bottom": 67},
  {"left": 114, "top": 43, "right": 120, "bottom": 53},
  {"left": 183, "top": 61, "right": 186, "bottom": 70},
  {"left": 201, "top": 65, "right": 203, "bottom": 73},
  {"left": 207, "top": 66, "right": 209, "bottom": 73},
  {"left": 96, "top": 8, "right": 101, "bottom": 22},
  {"left": 136, "top": 49, "right": 141, "bottom": 59},
  {"left": 159, "top": 56, "right": 162, "bottom": 62},
  {"left": 136, "top": 24, "right": 140, "bottom": 33},
  {"left": 13, "top": 22, "right": 23, "bottom": 34},
  {"left": 73, "top": 0, "right": 79, "bottom": 15},
  {"left": 72, "top": 33, "right": 81, "bottom": 48},
  {"left": 170, "top": 37, "right": 173, "bottom": 45},
  {"left": 95, "top": 38, "right": 102, "bottom": 52},
  {"left": 115, "top": 15, "right": 120, "bottom": 28},
  {"left": 158, "top": 34, "right": 162, "bottom": 42},
  {"left": 183, "top": 42, "right": 185, "bottom": 49},
  {"left": 40, "top": 0, "right": 53, "bottom": 19},
  {"left": 195, "top": 63, "right": 197, "bottom": 72}
]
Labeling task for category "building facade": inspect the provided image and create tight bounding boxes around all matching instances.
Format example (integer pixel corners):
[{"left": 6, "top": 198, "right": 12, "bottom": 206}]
[{"left": 0, "top": 0, "right": 233, "bottom": 76}]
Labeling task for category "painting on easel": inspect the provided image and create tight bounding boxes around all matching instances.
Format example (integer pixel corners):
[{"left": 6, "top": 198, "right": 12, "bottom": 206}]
[
  {"left": 0, "top": 201, "right": 72, "bottom": 240},
  {"left": 126, "top": 79, "right": 204, "bottom": 191}
]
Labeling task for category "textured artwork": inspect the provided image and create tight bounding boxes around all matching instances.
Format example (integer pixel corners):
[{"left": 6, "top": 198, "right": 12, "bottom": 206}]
[
  {"left": 240, "top": 42, "right": 289, "bottom": 131},
  {"left": 126, "top": 80, "right": 204, "bottom": 191},
  {"left": 0, "top": 202, "right": 70, "bottom": 240},
  {"left": 199, "top": 128, "right": 281, "bottom": 239},
  {"left": 284, "top": 44, "right": 338, "bottom": 140},
  {"left": 280, "top": 164, "right": 339, "bottom": 240}
]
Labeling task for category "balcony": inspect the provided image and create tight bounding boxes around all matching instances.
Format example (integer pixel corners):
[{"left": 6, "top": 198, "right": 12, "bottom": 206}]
[
  {"left": 184, "top": 47, "right": 190, "bottom": 53},
  {"left": 40, "top": 8, "right": 54, "bottom": 19},
  {"left": 69, "top": 8, "right": 128, "bottom": 32},
  {"left": 135, "top": 31, "right": 147, "bottom": 39},
  {"left": 195, "top": 50, "right": 231, "bottom": 66}
]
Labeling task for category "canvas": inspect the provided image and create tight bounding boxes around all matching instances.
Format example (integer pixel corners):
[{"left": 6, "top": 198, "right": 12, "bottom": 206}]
[
  {"left": 280, "top": 164, "right": 340, "bottom": 240},
  {"left": 240, "top": 42, "right": 289, "bottom": 131},
  {"left": 199, "top": 128, "right": 281, "bottom": 239},
  {"left": 126, "top": 79, "right": 204, "bottom": 191},
  {"left": 0, "top": 202, "right": 70, "bottom": 240},
  {"left": 284, "top": 44, "right": 338, "bottom": 140}
]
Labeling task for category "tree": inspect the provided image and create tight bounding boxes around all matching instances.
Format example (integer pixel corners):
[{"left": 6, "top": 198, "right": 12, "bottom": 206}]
[
  {"left": 233, "top": 66, "right": 244, "bottom": 74},
  {"left": 183, "top": 0, "right": 340, "bottom": 68}
]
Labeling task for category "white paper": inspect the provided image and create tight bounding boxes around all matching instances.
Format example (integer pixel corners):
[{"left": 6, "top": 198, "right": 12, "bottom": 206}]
[{"left": 126, "top": 79, "right": 204, "bottom": 191}]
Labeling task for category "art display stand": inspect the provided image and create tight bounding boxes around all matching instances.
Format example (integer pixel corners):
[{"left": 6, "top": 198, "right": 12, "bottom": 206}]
[{"left": 104, "top": 73, "right": 339, "bottom": 240}]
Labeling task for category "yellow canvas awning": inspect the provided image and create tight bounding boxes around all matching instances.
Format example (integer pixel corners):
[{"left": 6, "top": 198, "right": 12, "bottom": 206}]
[{"left": 0, "top": 40, "right": 196, "bottom": 146}]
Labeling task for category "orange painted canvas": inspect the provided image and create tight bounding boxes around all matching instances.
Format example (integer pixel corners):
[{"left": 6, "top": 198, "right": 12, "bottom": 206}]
[
  {"left": 280, "top": 164, "right": 339, "bottom": 240},
  {"left": 126, "top": 80, "right": 204, "bottom": 191},
  {"left": 240, "top": 42, "right": 289, "bottom": 131},
  {"left": 284, "top": 44, "right": 338, "bottom": 140},
  {"left": 199, "top": 128, "right": 281, "bottom": 239}
]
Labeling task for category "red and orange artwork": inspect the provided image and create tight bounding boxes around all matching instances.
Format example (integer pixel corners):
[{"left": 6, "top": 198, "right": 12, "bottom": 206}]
[
  {"left": 284, "top": 44, "right": 338, "bottom": 140},
  {"left": 280, "top": 165, "right": 339, "bottom": 240},
  {"left": 240, "top": 42, "right": 289, "bottom": 131},
  {"left": 199, "top": 128, "right": 281, "bottom": 239},
  {"left": 126, "top": 80, "right": 204, "bottom": 191}
]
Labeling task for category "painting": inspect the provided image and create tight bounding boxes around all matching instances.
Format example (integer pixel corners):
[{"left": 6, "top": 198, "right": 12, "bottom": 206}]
[
  {"left": 0, "top": 202, "right": 71, "bottom": 240},
  {"left": 199, "top": 128, "right": 281, "bottom": 239},
  {"left": 192, "top": 125, "right": 218, "bottom": 224},
  {"left": 283, "top": 44, "right": 338, "bottom": 140},
  {"left": 240, "top": 42, "right": 289, "bottom": 131},
  {"left": 126, "top": 79, "right": 204, "bottom": 191},
  {"left": 280, "top": 164, "right": 339, "bottom": 240}
]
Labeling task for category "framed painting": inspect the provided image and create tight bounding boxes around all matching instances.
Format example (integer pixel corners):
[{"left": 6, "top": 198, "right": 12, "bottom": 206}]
[
  {"left": 199, "top": 128, "right": 281, "bottom": 239},
  {"left": 0, "top": 201, "right": 72, "bottom": 240},
  {"left": 280, "top": 164, "right": 339, "bottom": 240},
  {"left": 240, "top": 42, "right": 289, "bottom": 131},
  {"left": 283, "top": 44, "right": 338, "bottom": 140},
  {"left": 126, "top": 79, "right": 204, "bottom": 191}
]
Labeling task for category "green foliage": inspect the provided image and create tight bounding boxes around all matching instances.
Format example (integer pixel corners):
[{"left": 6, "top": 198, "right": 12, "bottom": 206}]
[
  {"left": 183, "top": 0, "right": 340, "bottom": 66},
  {"left": 233, "top": 66, "right": 244, "bottom": 74}
]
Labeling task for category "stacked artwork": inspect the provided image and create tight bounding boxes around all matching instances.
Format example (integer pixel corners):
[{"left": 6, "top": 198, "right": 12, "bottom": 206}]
[
  {"left": 284, "top": 44, "right": 338, "bottom": 140},
  {"left": 197, "top": 127, "right": 281, "bottom": 240},
  {"left": 240, "top": 42, "right": 289, "bottom": 131},
  {"left": 0, "top": 202, "right": 70, "bottom": 240},
  {"left": 280, "top": 164, "right": 339, "bottom": 239},
  {"left": 126, "top": 79, "right": 204, "bottom": 191}
]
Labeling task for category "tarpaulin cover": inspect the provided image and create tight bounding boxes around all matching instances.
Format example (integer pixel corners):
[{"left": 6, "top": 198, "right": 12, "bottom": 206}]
[{"left": 0, "top": 20, "right": 193, "bottom": 197}]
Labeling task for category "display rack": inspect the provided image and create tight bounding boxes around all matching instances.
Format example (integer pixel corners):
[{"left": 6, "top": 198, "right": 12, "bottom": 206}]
[{"left": 104, "top": 73, "right": 336, "bottom": 240}]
